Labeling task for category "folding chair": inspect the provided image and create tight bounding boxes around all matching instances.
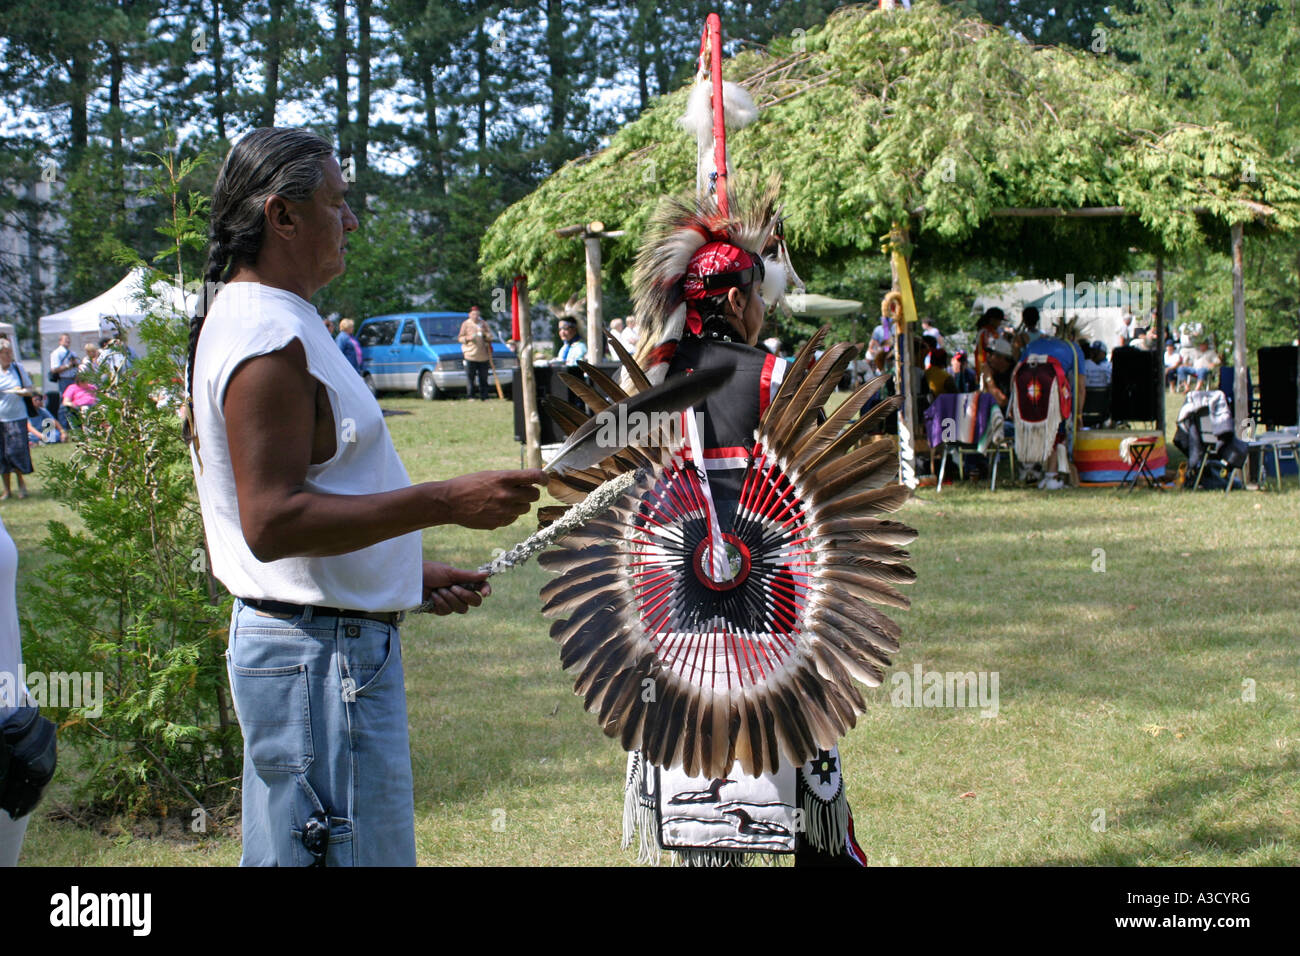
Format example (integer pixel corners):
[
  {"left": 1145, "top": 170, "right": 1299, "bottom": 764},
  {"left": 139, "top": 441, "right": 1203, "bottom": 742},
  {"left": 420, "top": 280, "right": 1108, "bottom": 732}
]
[
  {"left": 935, "top": 413, "right": 1014, "bottom": 492},
  {"left": 1188, "top": 410, "right": 1246, "bottom": 493},
  {"left": 1080, "top": 384, "right": 1110, "bottom": 428}
]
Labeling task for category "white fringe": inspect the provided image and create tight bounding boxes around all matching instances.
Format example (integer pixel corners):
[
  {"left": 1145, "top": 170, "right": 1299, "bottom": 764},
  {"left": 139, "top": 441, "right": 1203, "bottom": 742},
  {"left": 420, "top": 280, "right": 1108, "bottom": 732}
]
[
  {"left": 674, "top": 849, "right": 752, "bottom": 867},
  {"left": 800, "top": 779, "right": 849, "bottom": 856},
  {"left": 1011, "top": 373, "right": 1063, "bottom": 465},
  {"left": 621, "top": 754, "right": 661, "bottom": 866}
]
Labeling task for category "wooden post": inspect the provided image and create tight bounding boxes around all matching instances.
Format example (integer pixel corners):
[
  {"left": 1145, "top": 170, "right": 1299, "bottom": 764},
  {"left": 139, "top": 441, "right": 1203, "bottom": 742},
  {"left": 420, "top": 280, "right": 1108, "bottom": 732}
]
[
  {"left": 585, "top": 235, "right": 604, "bottom": 362},
  {"left": 1230, "top": 222, "right": 1251, "bottom": 482},
  {"left": 515, "top": 275, "right": 542, "bottom": 469},
  {"left": 1155, "top": 255, "right": 1165, "bottom": 434},
  {"left": 557, "top": 222, "right": 623, "bottom": 363}
]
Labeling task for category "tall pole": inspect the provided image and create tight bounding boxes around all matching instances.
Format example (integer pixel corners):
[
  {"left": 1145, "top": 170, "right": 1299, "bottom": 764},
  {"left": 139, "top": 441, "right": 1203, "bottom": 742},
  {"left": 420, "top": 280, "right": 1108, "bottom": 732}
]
[
  {"left": 585, "top": 235, "right": 604, "bottom": 362},
  {"left": 889, "top": 223, "right": 917, "bottom": 490},
  {"left": 698, "top": 13, "right": 728, "bottom": 217},
  {"left": 1155, "top": 255, "right": 1165, "bottom": 434},
  {"left": 1230, "top": 222, "right": 1251, "bottom": 481},
  {"left": 516, "top": 274, "right": 542, "bottom": 469}
]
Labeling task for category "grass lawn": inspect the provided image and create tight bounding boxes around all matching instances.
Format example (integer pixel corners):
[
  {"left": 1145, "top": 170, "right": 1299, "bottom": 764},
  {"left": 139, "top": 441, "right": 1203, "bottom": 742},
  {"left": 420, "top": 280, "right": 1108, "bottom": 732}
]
[{"left": 9, "top": 392, "right": 1299, "bottom": 866}]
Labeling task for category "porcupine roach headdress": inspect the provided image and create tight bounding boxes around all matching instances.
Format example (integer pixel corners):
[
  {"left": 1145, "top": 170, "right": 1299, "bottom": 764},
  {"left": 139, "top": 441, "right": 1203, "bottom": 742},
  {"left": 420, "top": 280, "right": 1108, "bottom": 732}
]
[
  {"left": 630, "top": 175, "right": 800, "bottom": 388},
  {"left": 539, "top": 319, "right": 918, "bottom": 779}
]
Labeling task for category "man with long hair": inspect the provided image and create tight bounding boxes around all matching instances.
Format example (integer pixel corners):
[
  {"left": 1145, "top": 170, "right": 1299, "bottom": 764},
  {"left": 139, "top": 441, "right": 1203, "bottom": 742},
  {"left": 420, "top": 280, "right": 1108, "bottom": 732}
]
[{"left": 186, "top": 128, "right": 545, "bottom": 865}]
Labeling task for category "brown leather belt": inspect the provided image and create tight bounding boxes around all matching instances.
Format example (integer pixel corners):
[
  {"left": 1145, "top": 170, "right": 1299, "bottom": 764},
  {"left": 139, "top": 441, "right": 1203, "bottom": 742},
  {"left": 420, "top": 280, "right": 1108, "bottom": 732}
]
[{"left": 240, "top": 598, "right": 404, "bottom": 627}]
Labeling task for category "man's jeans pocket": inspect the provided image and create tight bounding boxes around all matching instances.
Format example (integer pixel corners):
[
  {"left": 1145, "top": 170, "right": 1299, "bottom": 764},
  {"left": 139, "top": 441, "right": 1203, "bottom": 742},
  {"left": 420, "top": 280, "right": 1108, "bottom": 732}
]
[
  {"left": 229, "top": 663, "right": 314, "bottom": 774},
  {"left": 289, "top": 815, "right": 355, "bottom": 867}
]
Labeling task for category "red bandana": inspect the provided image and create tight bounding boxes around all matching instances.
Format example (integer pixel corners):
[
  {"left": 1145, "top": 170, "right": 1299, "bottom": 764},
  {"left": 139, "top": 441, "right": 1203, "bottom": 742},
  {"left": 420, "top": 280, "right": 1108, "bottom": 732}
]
[{"left": 682, "top": 241, "right": 757, "bottom": 335}]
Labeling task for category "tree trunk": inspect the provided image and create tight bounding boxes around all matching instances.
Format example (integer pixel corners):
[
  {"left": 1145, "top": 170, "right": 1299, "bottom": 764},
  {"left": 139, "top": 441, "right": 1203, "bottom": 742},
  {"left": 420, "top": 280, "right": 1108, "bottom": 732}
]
[
  {"left": 355, "top": 0, "right": 371, "bottom": 212},
  {"left": 636, "top": 13, "right": 650, "bottom": 111},
  {"left": 585, "top": 235, "right": 603, "bottom": 361},
  {"left": 109, "top": 47, "right": 123, "bottom": 158},
  {"left": 211, "top": 0, "right": 226, "bottom": 140},
  {"left": 651, "top": 16, "right": 669, "bottom": 96},
  {"left": 25, "top": 181, "right": 45, "bottom": 320},
  {"left": 546, "top": 0, "right": 569, "bottom": 143},
  {"left": 516, "top": 277, "right": 542, "bottom": 469},
  {"left": 335, "top": 0, "right": 350, "bottom": 159},
  {"left": 420, "top": 57, "right": 446, "bottom": 197},
  {"left": 262, "top": 0, "right": 283, "bottom": 127},
  {"left": 475, "top": 21, "right": 488, "bottom": 177},
  {"left": 108, "top": 44, "right": 125, "bottom": 224},
  {"left": 67, "top": 49, "right": 91, "bottom": 163},
  {"left": 1155, "top": 255, "right": 1165, "bottom": 435},
  {"left": 1230, "top": 222, "right": 1251, "bottom": 481}
]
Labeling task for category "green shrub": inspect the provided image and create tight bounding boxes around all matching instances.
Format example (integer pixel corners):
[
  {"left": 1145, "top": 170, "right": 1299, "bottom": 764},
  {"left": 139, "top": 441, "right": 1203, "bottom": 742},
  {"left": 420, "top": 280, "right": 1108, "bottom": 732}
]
[{"left": 21, "top": 145, "right": 240, "bottom": 818}]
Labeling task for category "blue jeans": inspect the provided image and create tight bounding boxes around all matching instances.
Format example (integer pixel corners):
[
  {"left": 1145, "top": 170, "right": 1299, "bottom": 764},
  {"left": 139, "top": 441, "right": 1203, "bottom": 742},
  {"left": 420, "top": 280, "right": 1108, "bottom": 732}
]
[{"left": 226, "top": 600, "right": 415, "bottom": 866}]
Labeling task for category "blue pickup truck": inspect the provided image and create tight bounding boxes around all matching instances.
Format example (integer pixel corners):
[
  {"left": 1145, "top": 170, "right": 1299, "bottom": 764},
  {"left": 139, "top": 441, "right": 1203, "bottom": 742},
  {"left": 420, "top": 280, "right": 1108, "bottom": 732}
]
[{"left": 356, "top": 311, "right": 518, "bottom": 399}]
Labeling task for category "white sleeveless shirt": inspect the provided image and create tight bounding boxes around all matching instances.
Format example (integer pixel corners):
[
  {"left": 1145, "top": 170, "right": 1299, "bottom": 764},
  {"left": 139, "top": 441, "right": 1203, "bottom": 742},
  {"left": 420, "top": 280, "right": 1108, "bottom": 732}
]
[{"left": 190, "top": 282, "right": 422, "bottom": 611}]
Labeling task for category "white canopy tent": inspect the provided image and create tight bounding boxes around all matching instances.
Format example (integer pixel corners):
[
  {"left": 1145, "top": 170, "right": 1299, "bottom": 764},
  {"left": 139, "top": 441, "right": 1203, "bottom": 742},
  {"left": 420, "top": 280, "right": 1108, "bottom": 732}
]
[{"left": 37, "top": 268, "right": 194, "bottom": 374}]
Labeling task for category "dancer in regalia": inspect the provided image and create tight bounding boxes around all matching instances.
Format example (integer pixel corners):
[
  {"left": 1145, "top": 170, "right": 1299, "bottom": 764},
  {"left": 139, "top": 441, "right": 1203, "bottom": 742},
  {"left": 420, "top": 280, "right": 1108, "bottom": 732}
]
[
  {"left": 535, "top": 175, "right": 918, "bottom": 865},
  {"left": 535, "top": 41, "right": 917, "bottom": 864}
]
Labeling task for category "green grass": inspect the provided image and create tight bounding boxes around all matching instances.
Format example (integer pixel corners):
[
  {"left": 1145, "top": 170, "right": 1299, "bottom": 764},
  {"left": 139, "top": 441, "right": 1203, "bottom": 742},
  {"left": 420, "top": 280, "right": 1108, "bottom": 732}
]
[{"left": 11, "top": 393, "right": 1299, "bottom": 865}]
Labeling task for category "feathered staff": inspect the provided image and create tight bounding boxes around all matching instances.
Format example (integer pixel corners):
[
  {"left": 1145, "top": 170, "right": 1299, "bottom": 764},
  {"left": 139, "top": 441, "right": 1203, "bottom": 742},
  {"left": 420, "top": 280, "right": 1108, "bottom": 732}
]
[{"left": 413, "top": 365, "right": 733, "bottom": 612}]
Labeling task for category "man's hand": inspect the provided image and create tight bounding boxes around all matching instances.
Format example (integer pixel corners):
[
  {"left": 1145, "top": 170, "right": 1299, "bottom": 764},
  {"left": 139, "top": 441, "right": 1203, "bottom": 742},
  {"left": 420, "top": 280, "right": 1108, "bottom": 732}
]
[
  {"left": 434, "top": 469, "right": 547, "bottom": 530},
  {"left": 421, "top": 561, "right": 489, "bottom": 615}
]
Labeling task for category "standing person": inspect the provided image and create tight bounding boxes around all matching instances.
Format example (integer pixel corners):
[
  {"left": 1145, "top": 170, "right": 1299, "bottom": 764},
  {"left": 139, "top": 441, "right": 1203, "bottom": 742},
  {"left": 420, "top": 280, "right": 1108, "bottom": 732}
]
[
  {"left": 335, "top": 318, "right": 364, "bottom": 374},
  {"left": 100, "top": 337, "right": 129, "bottom": 383},
  {"left": 949, "top": 350, "right": 976, "bottom": 392},
  {"left": 1116, "top": 312, "right": 1135, "bottom": 349},
  {"left": 554, "top": 318, "right": 587, "bottom": 366},
  {"left": 974, "top": 307, "right": 1004, "bottom": 381},
  {"left": 457, "top": 305, "right": 493, "bottom": 400},
  {"left": 0, "top": 343, "right": 34, "bottom": 501},
  {"left": 1019, "top": 306, "right": 1043, "bottom": 343},
  {"left": 920, "top": 317, "right": 945, "bottom": 349},
  {"left": 616, "top": 182, "right": 876, "bottom": 866},
  {"left": 46, "top": 333, "right": 78, "bottom": 420},
  {"left": 607, "top": 318, "right": 627, "bottom": 358},
  {"left": 622, "top": 315, "right": 641, "bottom": 350},
  {"left": 186, "top": 127, "right": 547, "bottom": 867},
  {"left": 0, "top": 514, "right": 58, "bottom": 866},
  {"left": 80, "top": 342, "right": 101, "bottom": 373}
]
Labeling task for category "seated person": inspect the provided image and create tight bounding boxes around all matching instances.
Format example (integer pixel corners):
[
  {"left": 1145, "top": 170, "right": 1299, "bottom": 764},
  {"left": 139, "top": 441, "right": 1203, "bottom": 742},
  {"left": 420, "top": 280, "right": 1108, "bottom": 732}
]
[
  {"left": 27, "top": 394, "right": 66, "bottom": 444},
  {"left": 1084, "top": 341, "right": 1112, "bottom": 388},
  {"left": 1163, "top": 342, "right": 1182, "bottom": 388},
  {"left": 553, "top": 318, "right": 587, "bottom": 366},
  {"left": 923, "top": 350, "right": 956, "bottom": 398},
  {"left": 981, "top": 336, "right": 1016, "bottom": 411},
  {"left": 60, "top": 375, "right": 99, "bottom": 432},
  {"left": 1176, "top": 341, "right": 1220, "bottom": 391}
]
